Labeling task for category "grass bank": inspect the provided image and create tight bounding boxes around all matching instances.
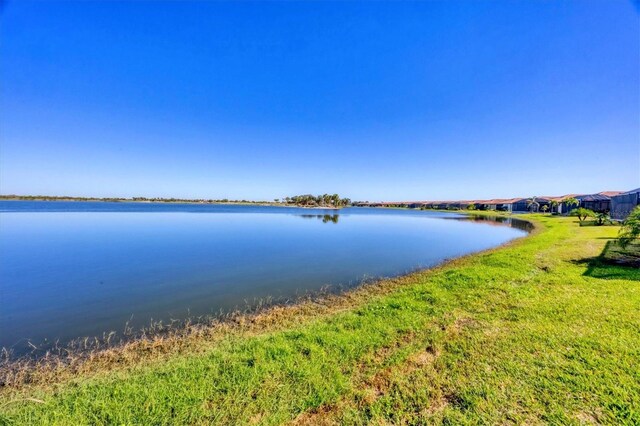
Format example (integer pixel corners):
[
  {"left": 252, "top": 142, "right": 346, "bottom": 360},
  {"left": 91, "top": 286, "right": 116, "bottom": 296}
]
[{"left": 1, "top": 215, "right": 639, "bottom": 424}]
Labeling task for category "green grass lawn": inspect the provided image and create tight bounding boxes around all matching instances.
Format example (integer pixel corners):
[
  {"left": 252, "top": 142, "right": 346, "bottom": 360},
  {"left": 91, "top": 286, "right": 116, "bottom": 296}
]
[{"left": 1, "top": 215, "right": 638, "bottom": 425}]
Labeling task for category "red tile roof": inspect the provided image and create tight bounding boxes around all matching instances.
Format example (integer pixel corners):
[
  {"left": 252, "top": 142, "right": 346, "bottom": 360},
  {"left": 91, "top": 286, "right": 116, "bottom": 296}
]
[{"left": 598, "top": 191, "right": 624, "bottom": 197}]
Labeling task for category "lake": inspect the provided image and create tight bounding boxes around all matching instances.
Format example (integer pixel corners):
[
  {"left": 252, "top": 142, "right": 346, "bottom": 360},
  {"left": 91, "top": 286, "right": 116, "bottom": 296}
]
[{"left": 0, "top": 201, "right": 530, "bottom": 354}]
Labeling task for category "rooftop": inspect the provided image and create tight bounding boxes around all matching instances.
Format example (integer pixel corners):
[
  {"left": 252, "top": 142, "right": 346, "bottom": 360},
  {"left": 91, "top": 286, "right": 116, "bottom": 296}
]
[{"left": 362, "top": 190, "right": 629, "bottom": 206}]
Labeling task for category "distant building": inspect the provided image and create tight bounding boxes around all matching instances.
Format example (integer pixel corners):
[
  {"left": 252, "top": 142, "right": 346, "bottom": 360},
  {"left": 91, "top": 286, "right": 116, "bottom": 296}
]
[
  {"left": 575, "top": 193, "right": 614, "bottom": 213},
  {"left": 496, "top": 199, "right": 521, "bottom": 212},
  {"left": 509, "top": 198, "right": 553, "bottom": 212},
  {"left": 472, "top": 198, "right": 526, "bottom": 212},
  {"left": 611, "top": 188, "right": 640, "bottom": 221},
  {"left": 559, "top": 192, "right": 622, "bottom": 215},
  {"left": 356, "top": 190, "right": 625, "bottom": 215},
  {"left": 509, "top": 198, "right": 529, "bottom": 212}
]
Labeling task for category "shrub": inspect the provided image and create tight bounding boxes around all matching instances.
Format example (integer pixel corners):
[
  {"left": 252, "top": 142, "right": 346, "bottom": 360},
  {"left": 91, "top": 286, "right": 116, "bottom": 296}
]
[
  {"left": 618, "top": 206, "right": 640, "bottom": 249},
  {"left": 570, "top": 207, "right": 595, "bottom": 222},
  {"left": 594, "top": 212, "right": 612, "bottom": 226}
]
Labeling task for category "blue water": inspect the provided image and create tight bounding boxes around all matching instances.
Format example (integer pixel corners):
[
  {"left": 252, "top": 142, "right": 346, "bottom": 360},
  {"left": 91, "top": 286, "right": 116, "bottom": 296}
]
[{"left": 0, "top": 201, "right": 528, "bottom": 353}]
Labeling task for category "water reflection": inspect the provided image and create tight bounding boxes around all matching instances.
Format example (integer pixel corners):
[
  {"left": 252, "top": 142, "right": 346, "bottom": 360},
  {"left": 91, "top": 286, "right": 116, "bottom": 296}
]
[
  {"left": 451, "top": 214, "right": 534, "bottom": 232},
  {"left": 299, "top": 214, "right": 340, "bottom": 224}
]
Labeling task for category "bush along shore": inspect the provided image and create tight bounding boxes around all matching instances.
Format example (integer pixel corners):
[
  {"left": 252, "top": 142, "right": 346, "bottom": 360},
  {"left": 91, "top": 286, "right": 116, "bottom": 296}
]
[{"left": 1, "top": 214, "right": 639, "bottom": 424}]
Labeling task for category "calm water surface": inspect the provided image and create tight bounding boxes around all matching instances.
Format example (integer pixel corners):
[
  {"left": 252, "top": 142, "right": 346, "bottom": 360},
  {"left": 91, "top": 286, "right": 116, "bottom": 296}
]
[{"left": 0, "top": 201, "right": 529, "bottom": 353}]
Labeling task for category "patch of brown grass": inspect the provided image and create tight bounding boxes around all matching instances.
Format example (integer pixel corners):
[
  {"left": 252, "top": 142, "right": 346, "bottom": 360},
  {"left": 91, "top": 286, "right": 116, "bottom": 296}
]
[{"left": 288, "top": 312, "right": 488, "bottom": 425}]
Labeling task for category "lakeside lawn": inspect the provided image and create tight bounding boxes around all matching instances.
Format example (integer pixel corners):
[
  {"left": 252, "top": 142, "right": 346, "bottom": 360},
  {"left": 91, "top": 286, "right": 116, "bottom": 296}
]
[{"left": 1, "top": 215, "right": 638, "bottom": 424}]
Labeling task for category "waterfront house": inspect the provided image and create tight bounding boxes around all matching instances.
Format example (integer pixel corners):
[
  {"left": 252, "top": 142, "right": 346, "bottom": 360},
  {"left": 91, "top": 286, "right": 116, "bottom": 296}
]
[
  {"left": 489, "top": 198, "right": 523, "bottom": 212},
  {"left": 611, "top": 188, "right": 640, "bottom": 220},
  {"left": 559, "top": 192, "right": 621, "bottom": 215},
  {"left": 551, "top": 194, "right": 579, "bottom": 214},
  {"left": 575, "top": 193, "right": 615, "bottom": 213},
  {"left": 507, "top": 198, "right": 528, "bottom": 212},
  {"left": 509, "top": 197, "right": 553, "bottom": 212},
  {"left": 357, "top": 191, "right": 624, "bottom": 215},
  {"left": 469, "top": 198, "right": 517, "bottom": 212}
]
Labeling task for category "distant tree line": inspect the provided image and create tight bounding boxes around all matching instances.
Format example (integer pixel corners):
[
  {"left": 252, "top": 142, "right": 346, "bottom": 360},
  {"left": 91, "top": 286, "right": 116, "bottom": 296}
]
[
  {"left": 0, "top": 195, "right": 276, "bottom": 204},
  {"left": 282, "top": 194, "right": 351, "bottom": 208},
  {"left": 0, "top": 194, "right": 353, "bottom": 207}
]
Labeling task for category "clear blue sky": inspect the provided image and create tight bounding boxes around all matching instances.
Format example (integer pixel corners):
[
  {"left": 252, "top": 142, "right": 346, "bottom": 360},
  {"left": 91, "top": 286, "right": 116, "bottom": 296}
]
[{"left": 1, "top": 1, "right": 638, "bottom": 201}]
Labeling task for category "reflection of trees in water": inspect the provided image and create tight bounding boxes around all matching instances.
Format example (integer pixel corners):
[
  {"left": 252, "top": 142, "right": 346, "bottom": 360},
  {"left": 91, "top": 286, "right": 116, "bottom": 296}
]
[
  {"left": 299, "top": 214, "right": 340, "bottom": 224},
  {"left": 467, "top": 215, "right": 533, "bottom": 232},
  {"left": 447, "top": 214, "right": 533, "bottom": 232},
  {"left": 298, "top": 212, "right": 530, "bottom": 230}
]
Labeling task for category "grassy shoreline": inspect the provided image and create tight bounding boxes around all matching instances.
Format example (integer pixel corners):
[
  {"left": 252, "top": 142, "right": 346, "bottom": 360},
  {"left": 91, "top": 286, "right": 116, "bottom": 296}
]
[{"left": 1, "top": 214, "right": 639, "bottom": 424}]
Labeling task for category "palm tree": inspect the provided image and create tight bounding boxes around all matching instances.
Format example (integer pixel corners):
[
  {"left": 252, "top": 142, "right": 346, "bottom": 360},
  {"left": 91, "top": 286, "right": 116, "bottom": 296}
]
[
  {"left": 571, "top": 207, "right": 596, "bottom": 223},
  {"left": 527, "top": 196, "right": 540, "bottom": 213},
  {"left": 541, "top": 205, "right": 549, "bottom": 213},
  {"left": 564, "top": 197, "right": 579, "bottom": 207},
  {"left": 562, "top": 197, "right": 579, "bottom": 214},
  {"left": 594, "top": 212, "right": 611, "bottom": 226},
  {"left": 549, "top": 200, "right": 558, "bottom": 214}
]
